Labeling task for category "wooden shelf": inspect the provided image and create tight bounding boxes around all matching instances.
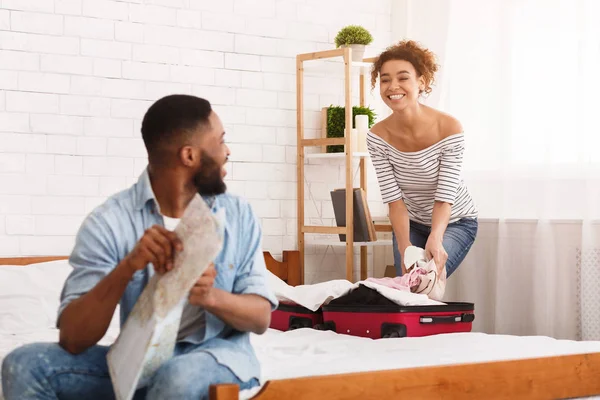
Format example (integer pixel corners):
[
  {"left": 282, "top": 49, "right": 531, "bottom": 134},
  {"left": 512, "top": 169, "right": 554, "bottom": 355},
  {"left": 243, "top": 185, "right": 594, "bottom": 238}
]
[
  {"left": 307, "top": 239, "right": 393, "bottom": 247},
  {"left": 301, "top": 137, "right": 345, "bottom": 147},
  {"left": 297, "top": 47, "right": 376, "bottom": 284},
  {"left": 305, "top": 152, "right": 369, "bottom": 159},
  {"left": 374, "top": 224, "right": 393, "bottom": 232},
  {"left": 302, "top": 60, "right": 373, "bottom": 74},
  {"left": 302, "top": 225, "right": 346, "bottom": 234}
]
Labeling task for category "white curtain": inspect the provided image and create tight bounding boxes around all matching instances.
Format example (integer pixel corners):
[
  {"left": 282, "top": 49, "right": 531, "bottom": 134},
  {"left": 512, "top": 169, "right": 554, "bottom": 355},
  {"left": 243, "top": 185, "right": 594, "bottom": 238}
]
[{"left": 401, "top": 0, "right": 600, "bottom": 340}]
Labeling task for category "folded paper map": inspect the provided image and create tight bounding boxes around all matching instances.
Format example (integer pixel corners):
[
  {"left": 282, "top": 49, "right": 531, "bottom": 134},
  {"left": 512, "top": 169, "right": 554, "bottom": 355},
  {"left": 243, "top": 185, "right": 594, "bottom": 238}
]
[{"left": 107, "top": 195, "right": 224, "bottom": 400}]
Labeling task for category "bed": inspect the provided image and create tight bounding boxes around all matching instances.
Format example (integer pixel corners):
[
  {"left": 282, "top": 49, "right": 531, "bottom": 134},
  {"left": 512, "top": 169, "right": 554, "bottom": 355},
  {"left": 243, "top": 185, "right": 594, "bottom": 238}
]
[{"left": 2, "top": 253, "right": 600, "bottom": 400}]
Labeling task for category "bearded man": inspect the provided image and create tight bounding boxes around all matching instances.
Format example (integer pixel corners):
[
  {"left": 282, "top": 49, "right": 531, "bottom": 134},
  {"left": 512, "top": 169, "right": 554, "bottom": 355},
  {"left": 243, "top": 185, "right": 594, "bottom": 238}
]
[{"left": 1, "top": 94, "right": 277, "bottom": 400}]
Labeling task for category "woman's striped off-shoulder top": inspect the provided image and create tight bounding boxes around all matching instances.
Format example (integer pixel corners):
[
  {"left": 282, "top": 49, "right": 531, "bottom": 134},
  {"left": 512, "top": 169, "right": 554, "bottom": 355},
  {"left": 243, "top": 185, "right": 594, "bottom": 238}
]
[{"left": 366, "top": 131, "right": 478, "bottom": 226}]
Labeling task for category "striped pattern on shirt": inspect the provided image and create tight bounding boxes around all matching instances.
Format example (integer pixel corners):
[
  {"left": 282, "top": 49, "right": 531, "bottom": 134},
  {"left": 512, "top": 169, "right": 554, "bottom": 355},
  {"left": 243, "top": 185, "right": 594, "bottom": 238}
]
[{"left": 367, "top": 131, "right": 478, "bottom": 226}]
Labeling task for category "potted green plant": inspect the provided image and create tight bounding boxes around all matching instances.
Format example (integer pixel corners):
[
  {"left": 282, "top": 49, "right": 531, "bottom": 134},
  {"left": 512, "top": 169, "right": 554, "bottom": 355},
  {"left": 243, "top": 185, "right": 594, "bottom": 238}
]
[
  {"left": 334, "top": 25, "right": 373, "bottom": 62},
  {"left": 326, "top": 105, "right": 376, "bottom": 153}
]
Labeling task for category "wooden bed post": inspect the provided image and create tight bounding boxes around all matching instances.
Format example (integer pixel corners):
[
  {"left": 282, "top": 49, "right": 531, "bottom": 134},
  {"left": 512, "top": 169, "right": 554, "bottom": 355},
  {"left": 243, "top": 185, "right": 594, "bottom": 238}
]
[
  {"left": 209, "top": 383, "right": 238, "bottom": 400},
  {"left": 282, "top": 250, "right": 301, "bottom": 286}
]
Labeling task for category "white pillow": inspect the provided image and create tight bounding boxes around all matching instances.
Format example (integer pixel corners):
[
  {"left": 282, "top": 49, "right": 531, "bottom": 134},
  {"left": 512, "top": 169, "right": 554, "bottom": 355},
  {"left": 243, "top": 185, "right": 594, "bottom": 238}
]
[{"left": 0, "top": 260, "right": 72, "bottom": 335}]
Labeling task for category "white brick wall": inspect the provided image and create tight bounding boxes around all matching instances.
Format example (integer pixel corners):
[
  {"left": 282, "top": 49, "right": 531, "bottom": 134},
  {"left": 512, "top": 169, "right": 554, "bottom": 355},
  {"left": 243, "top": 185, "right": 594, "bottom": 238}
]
[{"left": 0, "top": 0, "right": 392, "bottom": 282}]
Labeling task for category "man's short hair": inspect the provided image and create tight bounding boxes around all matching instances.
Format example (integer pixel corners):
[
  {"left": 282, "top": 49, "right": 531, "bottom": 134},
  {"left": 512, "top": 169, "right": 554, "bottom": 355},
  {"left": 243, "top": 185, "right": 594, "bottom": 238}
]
[{"left": 141, "top": 94, "right": 212, "bottom": 161}]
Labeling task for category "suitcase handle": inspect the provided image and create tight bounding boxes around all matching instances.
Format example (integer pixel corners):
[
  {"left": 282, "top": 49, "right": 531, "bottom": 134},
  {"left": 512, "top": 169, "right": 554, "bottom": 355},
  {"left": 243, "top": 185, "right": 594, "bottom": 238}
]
[{"left": 419, "top": 313, "right": 475, "bottom": 324}]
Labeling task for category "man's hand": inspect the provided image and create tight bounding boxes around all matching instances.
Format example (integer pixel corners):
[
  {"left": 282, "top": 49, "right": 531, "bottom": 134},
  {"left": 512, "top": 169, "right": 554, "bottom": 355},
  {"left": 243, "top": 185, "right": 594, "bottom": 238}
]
[
  {"left": 189, "top": 263, "right": 217, "bottom": 308},
  {"left": 425, "top": 235, "right": 448, "bottom": 275},
  {"left": 59, "top": 226, "right": 182, "bottom": 355},
  {"left": 185, "top": 262, "right": 271, "bottom": 334},
  {"left": 124, "top": 225, "right": 183, "bottom": 275}
]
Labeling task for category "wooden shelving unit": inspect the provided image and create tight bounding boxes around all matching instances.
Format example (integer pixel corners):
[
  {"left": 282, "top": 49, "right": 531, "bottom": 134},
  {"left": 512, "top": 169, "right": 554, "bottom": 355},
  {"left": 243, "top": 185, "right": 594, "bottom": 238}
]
[{"left": 296, "top": 48, "right": 385, "bottom": 284}]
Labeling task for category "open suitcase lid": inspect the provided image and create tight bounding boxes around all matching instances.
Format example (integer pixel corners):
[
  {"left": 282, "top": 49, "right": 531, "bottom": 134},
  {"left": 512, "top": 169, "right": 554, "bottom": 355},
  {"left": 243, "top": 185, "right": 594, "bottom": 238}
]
[{"left": 319, "top": 283, "right": 474, "bottom": 313}]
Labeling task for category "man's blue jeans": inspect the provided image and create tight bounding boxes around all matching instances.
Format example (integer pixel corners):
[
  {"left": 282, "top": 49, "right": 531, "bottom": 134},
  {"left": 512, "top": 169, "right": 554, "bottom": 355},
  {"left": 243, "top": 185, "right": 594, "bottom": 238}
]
[
  {"left": 392, "top": 217, "right": 478, "bottom": 277},
  {"left": 2, "top": 341, "right": 259, "bottom": 400}
]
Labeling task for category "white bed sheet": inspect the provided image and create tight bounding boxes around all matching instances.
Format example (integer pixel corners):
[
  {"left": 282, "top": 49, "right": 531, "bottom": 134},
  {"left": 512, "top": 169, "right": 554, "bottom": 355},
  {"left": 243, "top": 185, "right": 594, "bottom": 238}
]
[
  {"left": 2, "top": 328, "right": 600, "bottom": 400},
  {"left": 2, "top": 260, "right": 600, "bottom": 400},
  {"left": 241, "top": 328, "right": 600, "bottom": 399}
]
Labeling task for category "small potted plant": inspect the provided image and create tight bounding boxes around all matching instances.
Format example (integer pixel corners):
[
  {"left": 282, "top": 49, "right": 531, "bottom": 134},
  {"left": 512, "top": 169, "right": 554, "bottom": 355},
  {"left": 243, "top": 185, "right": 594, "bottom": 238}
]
[
  {"left": 326, "top": 105, "right": 376, "bottom": 153},
  {"left": 334, "top": 25, "right": 373, "bottom": 62}
]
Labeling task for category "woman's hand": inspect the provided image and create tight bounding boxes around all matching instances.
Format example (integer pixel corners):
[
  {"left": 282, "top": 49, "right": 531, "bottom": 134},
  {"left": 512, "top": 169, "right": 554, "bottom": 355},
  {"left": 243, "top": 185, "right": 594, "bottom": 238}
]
[
  {"left": 398, "top": 241, "right": 412, "bottom": 274},
  {"left": 425, "top": 235, "right": 447, "bottom": 275}
]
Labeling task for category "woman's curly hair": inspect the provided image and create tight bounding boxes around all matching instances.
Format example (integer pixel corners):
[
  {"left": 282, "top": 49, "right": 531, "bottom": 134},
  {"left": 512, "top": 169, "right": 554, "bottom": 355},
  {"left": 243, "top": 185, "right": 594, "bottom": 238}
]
[{"left": 370, "top": 40, "right": 439, "bottom": 95}]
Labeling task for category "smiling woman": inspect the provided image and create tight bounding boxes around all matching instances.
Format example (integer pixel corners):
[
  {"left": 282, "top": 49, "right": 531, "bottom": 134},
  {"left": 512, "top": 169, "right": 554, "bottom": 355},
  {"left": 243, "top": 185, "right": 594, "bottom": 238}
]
[
  {"left": 366, "top": 40, "right": 479, "bottom": 279},
  {"left": 370, "top": 39, "right": 439, "bottom": 98}
]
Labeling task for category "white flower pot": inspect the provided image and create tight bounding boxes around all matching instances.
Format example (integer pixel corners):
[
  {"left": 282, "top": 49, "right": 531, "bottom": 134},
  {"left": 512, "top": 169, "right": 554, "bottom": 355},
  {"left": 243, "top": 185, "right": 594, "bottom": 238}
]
[{"left": 341, "top": 44, "right": 366, "bottom": 62}]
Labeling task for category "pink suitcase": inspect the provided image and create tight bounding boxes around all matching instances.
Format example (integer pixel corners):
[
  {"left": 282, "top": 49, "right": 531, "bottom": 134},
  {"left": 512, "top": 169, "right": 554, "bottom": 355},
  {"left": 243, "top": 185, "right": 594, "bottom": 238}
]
[{"left": 314, "top": 284, "right": 474, "bottom": 339}]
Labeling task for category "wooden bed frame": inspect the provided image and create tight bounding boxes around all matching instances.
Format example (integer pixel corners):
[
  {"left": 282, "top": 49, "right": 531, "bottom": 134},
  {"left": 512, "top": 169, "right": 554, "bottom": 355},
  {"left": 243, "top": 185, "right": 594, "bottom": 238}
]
[{"left": 3, "top": 253, "right": 600, "bottom": 400}]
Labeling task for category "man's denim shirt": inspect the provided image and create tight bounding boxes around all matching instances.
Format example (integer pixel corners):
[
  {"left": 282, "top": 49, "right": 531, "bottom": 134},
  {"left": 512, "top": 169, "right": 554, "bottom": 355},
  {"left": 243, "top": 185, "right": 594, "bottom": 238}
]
[{"left": 57, "top": 169, "right": 278, "bottom": 383}]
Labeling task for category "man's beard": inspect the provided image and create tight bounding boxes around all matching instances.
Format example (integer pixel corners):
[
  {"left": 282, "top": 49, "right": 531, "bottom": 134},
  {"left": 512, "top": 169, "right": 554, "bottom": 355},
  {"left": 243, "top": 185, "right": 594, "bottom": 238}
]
[{"left": 193, "top": 152, "right": 227, "bottom": 196}]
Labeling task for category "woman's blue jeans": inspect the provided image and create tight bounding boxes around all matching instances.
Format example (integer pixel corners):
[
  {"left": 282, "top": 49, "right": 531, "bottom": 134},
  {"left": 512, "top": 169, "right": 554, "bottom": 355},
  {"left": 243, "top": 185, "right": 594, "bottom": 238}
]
[{"left": 392, "top": 218, "right": 478, "bottom": 277}]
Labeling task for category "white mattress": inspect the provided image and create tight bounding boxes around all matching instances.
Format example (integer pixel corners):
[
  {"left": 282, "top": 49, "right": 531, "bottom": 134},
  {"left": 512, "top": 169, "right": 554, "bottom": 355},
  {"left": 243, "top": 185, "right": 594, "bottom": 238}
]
[
  {"left": 2, "top": 260, "right": 600, "bottom": 400},
  {"left": 240, "top": 328, "right": 600, "bottom": 399}
]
